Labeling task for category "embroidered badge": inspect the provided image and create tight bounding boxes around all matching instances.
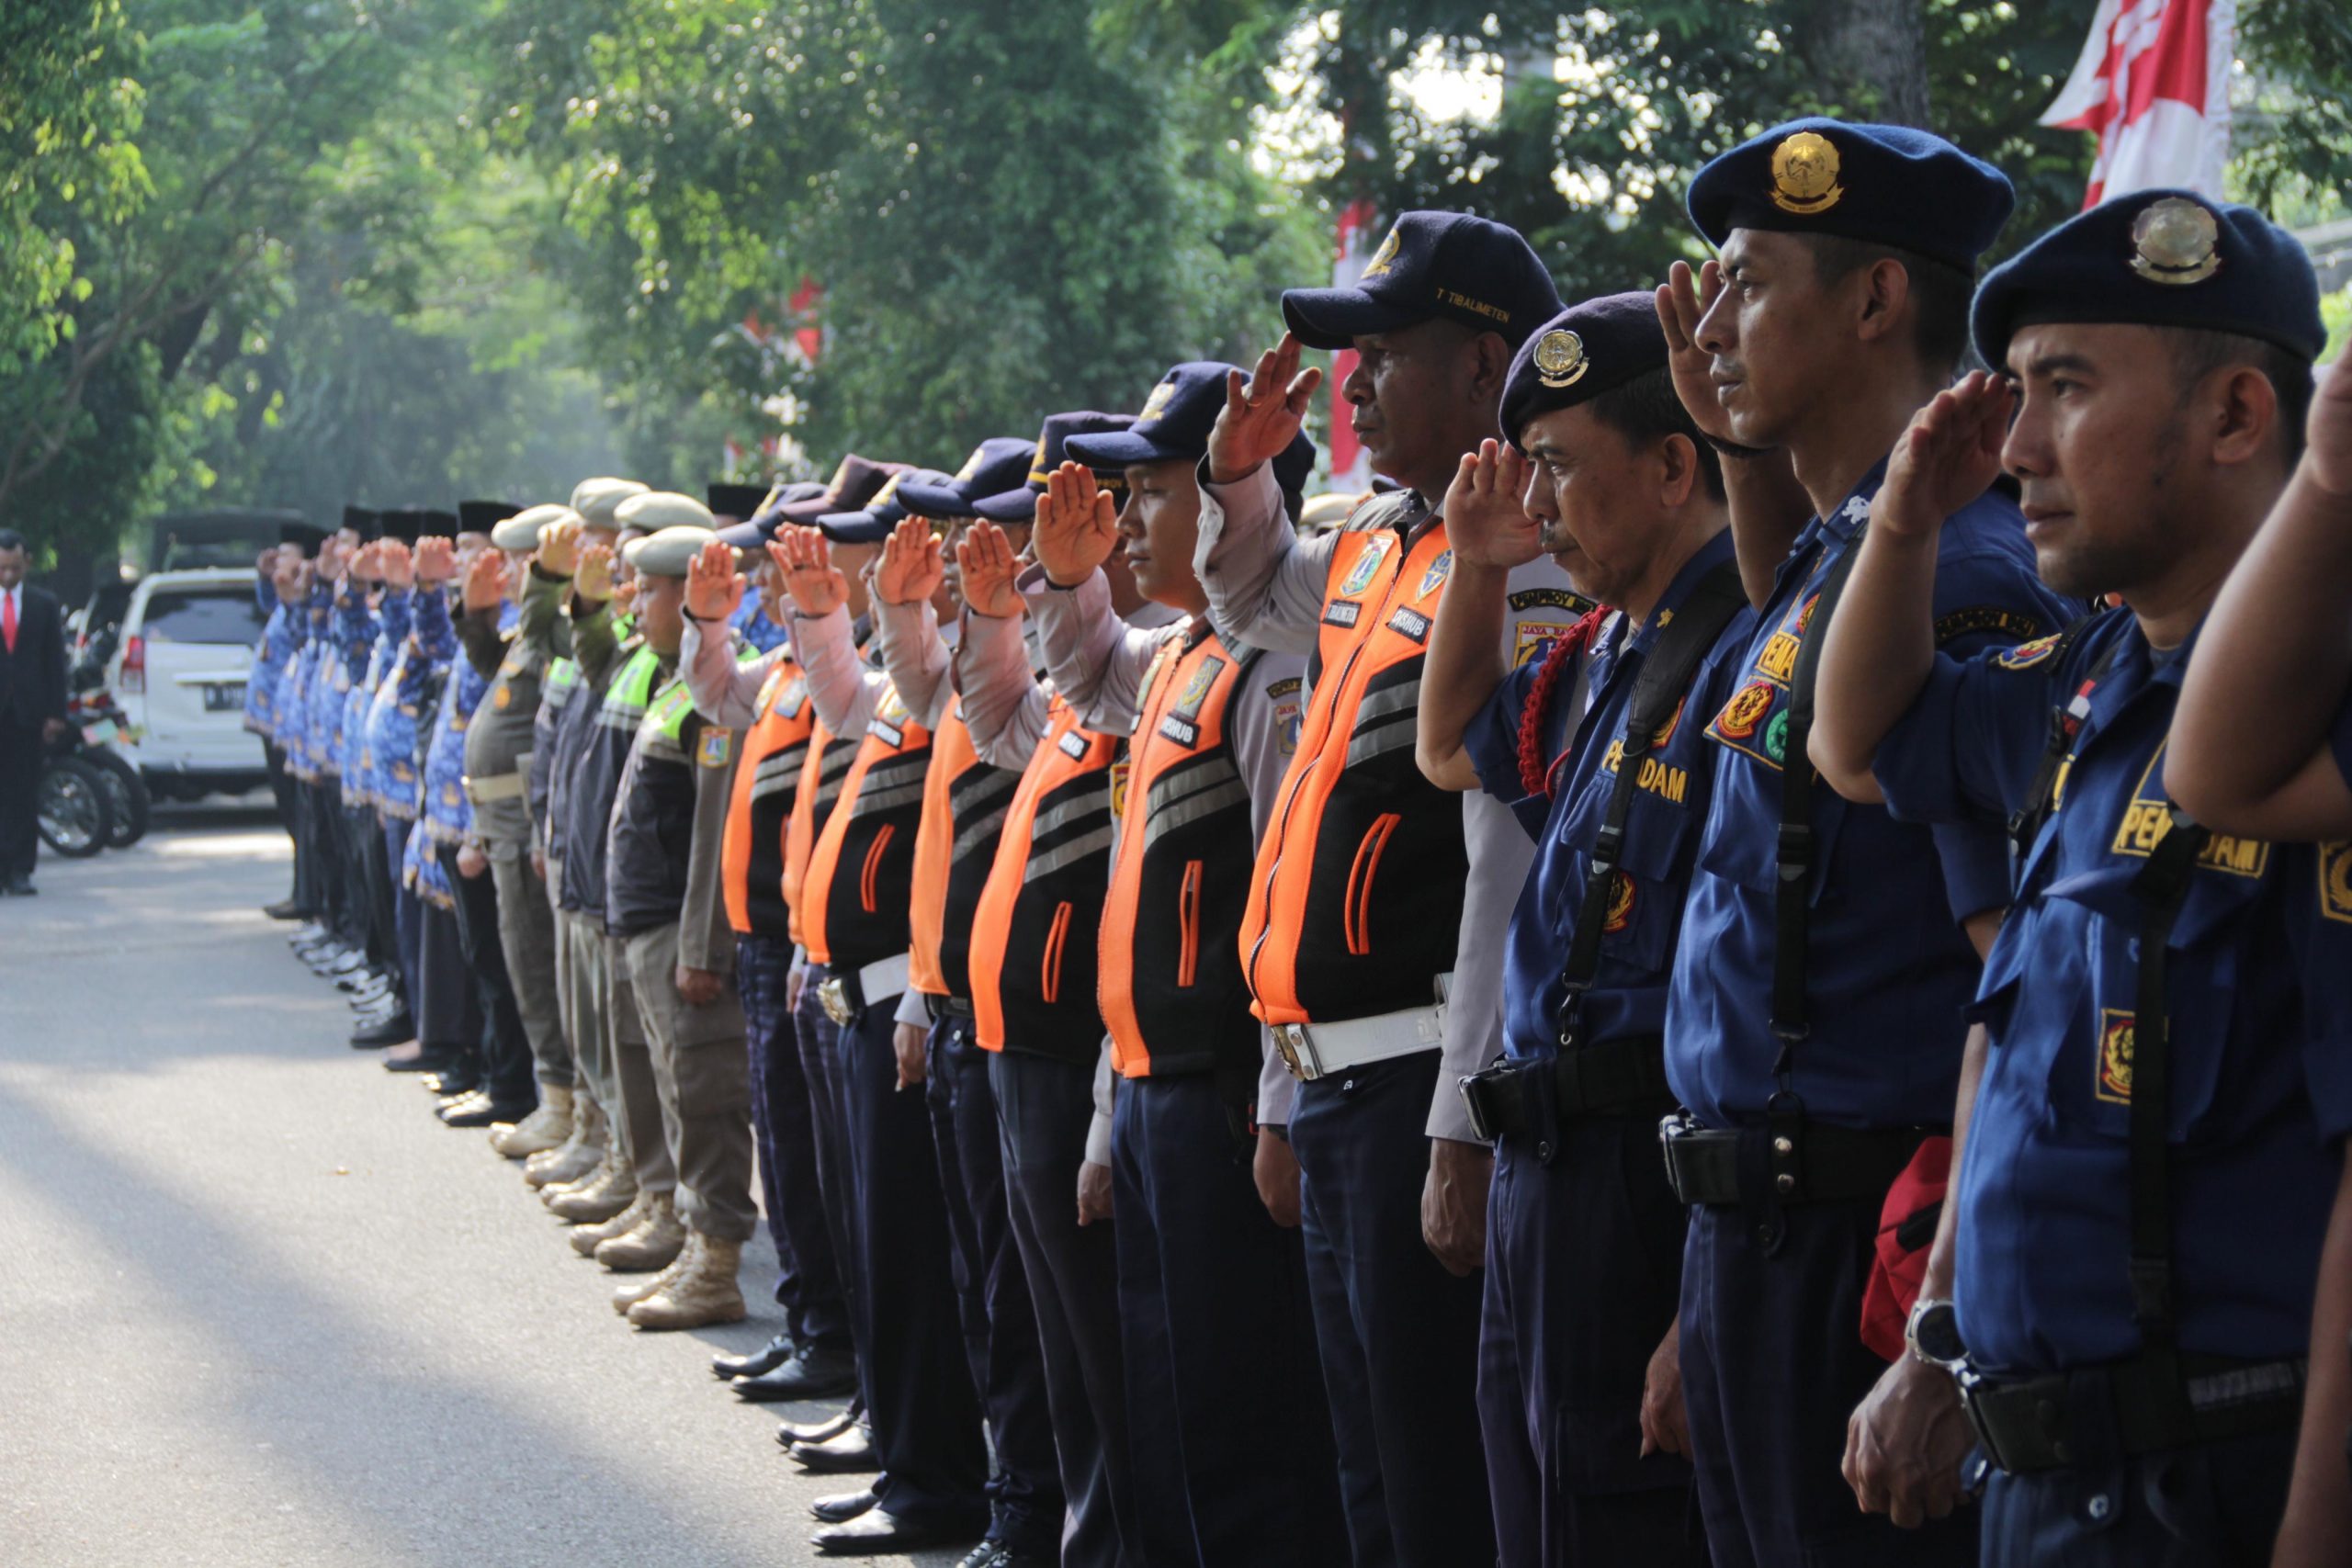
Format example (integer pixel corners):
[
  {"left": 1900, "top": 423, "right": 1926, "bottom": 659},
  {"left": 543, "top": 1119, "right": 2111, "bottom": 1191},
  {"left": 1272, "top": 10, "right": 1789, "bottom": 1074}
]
[
  {"left": 1713, "top": 679, "right": 1777, "bottom": 741},
  {"left": 1323, "top": 601, "right": 1362, "bottom": 629},
  {"left": 1603, "top": 872, "right": 1637, "bottom": 933},
  {"left": 1362, "top": 228, "right": 1403, "bottom": 279},
  {"left": 1139, "top": 380, "right": 1178, "bottom": 423},
  {"left": 1994, "top": 635, "right": 2062, "bottom": 671},
  {"left": 1418, "top": 549, "right": 1453, "bottom": 600},
  {"left": 1338, "top": 536, "right": 1394, "bottom": 598},
  {"left": 2112, "top": 743, "right": 2268, "bottom": 877},
  {"left": 2321, "top": 843, "right": 2352, "bottom": 925},
  {"left": 1385, "top": 606, "right": 1432, "bottom": 645},
  {"left": 1174, "top": 657, "right": 1223, "bottom": 722},
  {"left": 2096, "top": 1009, "right": 2134, "bottom": 1105},
  {"left": 492, "top": 684, "right": 512, "bottom": 710},
  {"left": 699, "top": 728, "right": 734, "bottom": 769}
]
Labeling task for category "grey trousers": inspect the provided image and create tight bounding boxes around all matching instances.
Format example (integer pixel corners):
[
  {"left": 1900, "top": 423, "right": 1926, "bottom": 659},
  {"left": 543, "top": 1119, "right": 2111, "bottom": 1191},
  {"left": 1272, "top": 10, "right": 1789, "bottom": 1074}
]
[
  {"left": 624, "top": 922, "right": 756, "bottom": 1242},
  {"left": 489, "top": 840, "right": 569, "bottom": 1089},
  {"left": 604, "top": 931, "right": 675, "bottom": 1198}
]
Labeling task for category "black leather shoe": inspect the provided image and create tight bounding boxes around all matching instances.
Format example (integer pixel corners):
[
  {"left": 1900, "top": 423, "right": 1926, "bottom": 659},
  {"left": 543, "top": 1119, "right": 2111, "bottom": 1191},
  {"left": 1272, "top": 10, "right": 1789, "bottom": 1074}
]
[
  {"left": 2, "top": 878, "right": 35, "bottom": 897},
  {"left": 811, "top": 1507, "right": 986, "bottom": 1556},
  {"left": 809, "top": 1487, "right": 876, "bottom": 1524},
  {"left": 735, "top": 1343, "right": 858, "bottom": 1402},
  {"left": 442, "top": 1095, "right": 532, "bottom": 1129},
  {"left": 789, "top": 1424, "right": 878, "bottom": 1473},
  {"left": 777, "top": 1406, "right": 860, "bottom": 1447},
  {"left": 384, "top": 1048, "right": 458, "bottom": 1076},
  {"left": 263, "top": 898, "right": 306, "bottom": 920},
  {"left": 424, "top": 1071, "right": 481, "bottom": 1098},
  {"left": 349, "top": 1014, "right": 416, "bottom": 1049},
  {"left": 713, "top": 1332, "right": 797, "bottom": 1382}
]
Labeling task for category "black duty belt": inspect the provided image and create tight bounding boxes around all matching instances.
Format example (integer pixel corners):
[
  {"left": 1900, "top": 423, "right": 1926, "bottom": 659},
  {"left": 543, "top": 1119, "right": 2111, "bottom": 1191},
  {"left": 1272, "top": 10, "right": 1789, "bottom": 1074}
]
[
  {"left": 926, "top": 994, "right": 975, "bottom": 1023},
  {"left": 1658, "top": 1114, "right": 1930, "bottom": 1208},
  {"left": 1961, "top": 1354, "right": 2304, "bottom": 1474},
  {"left": 1460, "top": 1036, "right": 1673, "bottom": 1142}
]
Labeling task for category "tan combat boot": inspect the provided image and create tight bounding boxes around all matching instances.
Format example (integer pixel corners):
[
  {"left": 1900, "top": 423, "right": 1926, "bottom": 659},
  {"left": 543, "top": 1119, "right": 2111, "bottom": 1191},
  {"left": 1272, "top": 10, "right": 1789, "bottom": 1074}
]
[
  {"left": 525, "top": 1096, "right": 605, "bottom": 1189},
  {"left": 492, "top": 1084, "right": 574, "bottom": 1160},
  {"left": 628, "top": 1233, "right": 747, "bottom": 1331},
  {"left": 613, "top": 1232, "right": 698, "bottom": 1316},
  {"left": 538, "top": 1140, "right": 617, "bottom": 1205},
  {"left": 569, "top": 1188, "right": 655, "bottom": 1257},
  {"left": 595, "top": 1190, "right": 687, "bottom": 1273},
  {"left": 546, "top": 1150, "right": 638, "bottom": 1224}
]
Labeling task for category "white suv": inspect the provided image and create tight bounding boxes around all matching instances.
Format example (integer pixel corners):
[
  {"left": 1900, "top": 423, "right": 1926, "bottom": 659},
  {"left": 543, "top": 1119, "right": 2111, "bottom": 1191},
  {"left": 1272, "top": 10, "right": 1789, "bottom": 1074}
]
[{"left": 111, "top": 568, "right": 270, "bottom": 797}]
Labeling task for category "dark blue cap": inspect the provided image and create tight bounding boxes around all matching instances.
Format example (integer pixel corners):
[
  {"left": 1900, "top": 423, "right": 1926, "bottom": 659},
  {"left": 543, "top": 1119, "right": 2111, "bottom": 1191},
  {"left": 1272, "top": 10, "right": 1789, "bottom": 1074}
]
[
  {"left": 1282, "top": 210, "right": 1563, "bottom": 350},
  {"left": 775, "top": 457, "right": 899, "bottom": 527},
  {"left": 1067, "top": 362, "right": 1317, "bottom": 502},
  {"left": 972, "top": 412, "right": 1135, "bottom": 523},
  {"left": 1687, "top": 118, "right": 2015, "bottom": 273},
  {"left": 722, "top": 481, "right": 828, "bottom": 549},
  {"left": 1971, "top": 189, "right": 2325, "bottom": 368},
  {"left": 706, "top": 483, "right": 770, "bottom": 522},
  {"left": 897, "top": 437, "right": 1035, "bottom": 520},
  {"left": 818, "top": 469, "right": 950, "bottom": 545},
  {"left": 1499, "top": 292, "right": 1672, "bottom": 450}
]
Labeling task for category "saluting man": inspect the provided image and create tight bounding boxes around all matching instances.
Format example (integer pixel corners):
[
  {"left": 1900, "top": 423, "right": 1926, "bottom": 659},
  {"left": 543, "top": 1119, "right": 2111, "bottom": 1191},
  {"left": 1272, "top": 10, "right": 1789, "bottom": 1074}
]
[{"left": 1808, "top": 192, "right": 2342, "bottom": 1565}]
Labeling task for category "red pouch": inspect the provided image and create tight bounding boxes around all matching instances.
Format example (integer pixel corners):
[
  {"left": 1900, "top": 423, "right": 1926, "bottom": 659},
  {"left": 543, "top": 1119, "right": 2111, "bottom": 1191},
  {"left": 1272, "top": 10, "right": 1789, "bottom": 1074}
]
[{"left": 1860, "top": 1135, "right": 1951, "bottom": 1362}]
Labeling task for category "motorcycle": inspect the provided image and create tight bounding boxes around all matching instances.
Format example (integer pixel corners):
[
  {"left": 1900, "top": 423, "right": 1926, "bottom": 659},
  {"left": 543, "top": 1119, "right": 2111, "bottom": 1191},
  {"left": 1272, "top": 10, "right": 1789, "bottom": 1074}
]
[{"left": 60, "top": 681, "right": 152, "bottom": 848}]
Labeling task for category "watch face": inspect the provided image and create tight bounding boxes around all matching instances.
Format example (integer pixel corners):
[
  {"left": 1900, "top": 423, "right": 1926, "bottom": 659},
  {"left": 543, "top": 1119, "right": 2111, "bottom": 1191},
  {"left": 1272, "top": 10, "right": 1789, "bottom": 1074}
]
[{"left": 1913, "top": 1303, "right": 1966, "bottom": 1366}]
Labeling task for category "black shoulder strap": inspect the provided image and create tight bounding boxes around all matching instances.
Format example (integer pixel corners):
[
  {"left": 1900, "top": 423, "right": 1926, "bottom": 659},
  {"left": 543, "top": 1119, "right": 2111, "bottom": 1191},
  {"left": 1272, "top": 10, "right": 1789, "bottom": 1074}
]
[
  {"left": 2125, "top": 804, "right": 2208, "bottom": 1437},
  {"left": 1557, "top": 560, "right": 1748, "bottom": 1044},
  {"left": 1770, "top": 536, "right": 1864, "bottom": 1059},
  {"left": 2007, "top": 614, "right": 2122, "bottom": 863}
]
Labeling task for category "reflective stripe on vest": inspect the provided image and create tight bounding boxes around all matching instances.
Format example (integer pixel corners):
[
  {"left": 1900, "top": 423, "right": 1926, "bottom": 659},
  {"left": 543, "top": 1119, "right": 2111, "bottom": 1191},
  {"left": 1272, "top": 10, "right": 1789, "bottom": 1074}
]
[
  {"left": 908, "top": 695, "right": 1020, "bottom": 1000},
  {"left": 1240, "top": 513, "right": 1467, "bottom": 1026},
  {"left": 801, "top": 683, "right": 933, "bottom": 969},
  {"left": 1100, "top": 629, "right": 1261, "bottom": 1080},
  {"left": 969, "top": 697, "right": 1121, "bottom": 1062},
  {"left": 724, "top": 660, "right": 814, "bottom": 938}
]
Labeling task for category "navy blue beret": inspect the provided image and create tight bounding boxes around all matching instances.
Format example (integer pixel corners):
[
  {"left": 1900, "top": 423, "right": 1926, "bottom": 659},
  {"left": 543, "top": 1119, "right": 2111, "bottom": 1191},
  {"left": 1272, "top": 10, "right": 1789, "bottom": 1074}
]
[
  {"left": 1971, "top": 188, "right": 2325, "bottom": 367},
  {"left": 457, "top": 500, "right": 522, "bottom": 536},
  {"left": 972, "top": 412, "right": 1136, "bottom": 524},
  {"left": 1283, "top": 210, "right": 1564, "bottom": 350},
  {"left": 1499, "top": 292, "right": 1672, "bottom": 450},
  {"left": 1687, "top": 118, "right": 2015, "bottom": 273},
  {"left": 819, "top": 469, "right": 951, "bottom": 545},
  {"left": 897, "top": 437, "right": 1035, "bottom": 520},
  {"left": 1067, "top": 361, "right": 1317, "bottom": 499}
]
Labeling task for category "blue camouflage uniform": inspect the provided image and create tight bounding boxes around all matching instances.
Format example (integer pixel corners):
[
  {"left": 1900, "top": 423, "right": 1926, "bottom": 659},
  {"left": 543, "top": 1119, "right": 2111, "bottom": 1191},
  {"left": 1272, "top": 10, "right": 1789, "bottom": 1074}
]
[
  {"left": 333, "top": 586, "right": 379, "bottom": 809},
  {"left": 729, "top": 583, "right": 791, "bottom": 656},
  {"left": 244, "top": 592, "right": 298, "bottom": 739}
]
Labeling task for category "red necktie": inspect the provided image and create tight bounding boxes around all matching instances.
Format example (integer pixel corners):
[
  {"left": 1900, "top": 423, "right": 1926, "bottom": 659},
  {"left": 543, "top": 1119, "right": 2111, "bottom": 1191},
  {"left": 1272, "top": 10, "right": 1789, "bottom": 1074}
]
[{"left": 3, "top": 591, "right": 16, "bottom": 655}]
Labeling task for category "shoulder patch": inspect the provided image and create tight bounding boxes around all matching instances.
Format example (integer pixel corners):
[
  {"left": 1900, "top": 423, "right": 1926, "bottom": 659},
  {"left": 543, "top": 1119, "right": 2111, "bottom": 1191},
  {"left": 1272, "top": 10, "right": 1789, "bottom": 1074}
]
[
  {"left": 1266, "top": 675, "right": 1303, "bottom": 700},
  {"left": 1937, "top": 606, "right": 2046, "bottom": 647},
  {"left": 1509, "top": 586, "right": 1589, "bottom": 614},
  {"left": 1993, "top": 635, "right": 2062, "bottom": 671},
  {"left": 699, "top": 728, "right": 734, "bottom": 769}
]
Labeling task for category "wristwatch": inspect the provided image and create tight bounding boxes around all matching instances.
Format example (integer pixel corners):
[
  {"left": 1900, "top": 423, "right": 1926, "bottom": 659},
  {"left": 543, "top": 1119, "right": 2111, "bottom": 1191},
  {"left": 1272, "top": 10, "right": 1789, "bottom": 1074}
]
[{"left": 1905, "top": 1296, "right": 1967, "bottom": 1371}]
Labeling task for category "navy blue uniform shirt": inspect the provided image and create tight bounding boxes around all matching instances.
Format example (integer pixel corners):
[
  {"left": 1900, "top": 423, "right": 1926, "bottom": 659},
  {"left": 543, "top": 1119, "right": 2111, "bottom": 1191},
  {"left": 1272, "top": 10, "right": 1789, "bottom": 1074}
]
[
  {"left": 1876, "top": 610, "right": 2352, "bottom": 1375},
  {"left": 1464, "top": 531, "right": 1756, "bottom": 1062},
  {"left": 1666, "top": 466, "right": 2070, "bottom": 1131}
]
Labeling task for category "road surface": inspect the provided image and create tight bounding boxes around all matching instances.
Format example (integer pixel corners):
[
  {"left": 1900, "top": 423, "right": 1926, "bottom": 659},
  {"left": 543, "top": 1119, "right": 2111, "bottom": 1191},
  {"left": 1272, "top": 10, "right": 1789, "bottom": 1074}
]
[{"left": 0, "top": 807, "right": 959, "bottom": 1567}]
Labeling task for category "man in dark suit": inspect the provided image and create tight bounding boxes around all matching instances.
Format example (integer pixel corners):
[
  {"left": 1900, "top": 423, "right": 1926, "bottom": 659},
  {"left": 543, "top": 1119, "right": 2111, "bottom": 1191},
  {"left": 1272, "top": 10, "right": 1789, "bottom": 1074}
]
[{"left": 0, "top": 528, "right": 70, "bottom": 895}]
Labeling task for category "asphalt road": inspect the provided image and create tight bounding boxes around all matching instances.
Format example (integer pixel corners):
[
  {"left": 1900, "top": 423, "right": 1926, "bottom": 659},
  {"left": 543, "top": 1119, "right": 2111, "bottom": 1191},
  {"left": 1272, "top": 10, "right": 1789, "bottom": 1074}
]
[{"left": 0, "top": 807, "right": 958, "bottom": 1568}]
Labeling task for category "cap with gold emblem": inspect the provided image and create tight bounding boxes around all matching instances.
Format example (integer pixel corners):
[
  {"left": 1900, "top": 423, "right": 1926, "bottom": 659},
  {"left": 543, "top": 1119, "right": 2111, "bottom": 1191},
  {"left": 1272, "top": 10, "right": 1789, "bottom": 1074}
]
[
  {"left": 1970, "top": 188, "right": 2324, "bottom": 368},
  {"left": 971, "top": 412, "right": 1136, "bottom": 523},
  {"left": 1686, "top": 117, "right": 2015, "bottom": 273},
  {"left": 493, "top": 503, "right": 579, "bottom": 553},
  {"left": 896, "top": 437, "right": 1036, "bottom": 520},
  {"left": 1499, "top": 292, "right": 1674, "bottom": 450},
  {"left": 1280, "top": 209, "right": 1564, "bottom": 351}
]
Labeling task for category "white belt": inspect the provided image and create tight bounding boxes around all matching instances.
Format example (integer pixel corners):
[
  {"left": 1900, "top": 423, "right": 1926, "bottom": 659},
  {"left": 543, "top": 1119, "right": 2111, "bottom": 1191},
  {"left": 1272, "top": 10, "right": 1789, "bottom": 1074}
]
[
  {"left": 817, "top": 952, "right": 910, "bottom": 1024},
  {"left": 1271, "top": 1002, "right": 1445, "bottom": 1081},
  {"left": 464, "top": 772, "right": 526, "bottom": 804}
]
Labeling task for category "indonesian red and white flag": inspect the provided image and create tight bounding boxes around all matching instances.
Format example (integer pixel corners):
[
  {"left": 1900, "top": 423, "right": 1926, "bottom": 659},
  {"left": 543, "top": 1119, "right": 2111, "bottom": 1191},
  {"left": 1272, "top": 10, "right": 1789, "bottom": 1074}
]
[
  {"left": 2041, "top": 0, "right": 2236, "bottom": 209},
  {"left": 1326, "top": 199, "right": 1381, "bottom": 491}
]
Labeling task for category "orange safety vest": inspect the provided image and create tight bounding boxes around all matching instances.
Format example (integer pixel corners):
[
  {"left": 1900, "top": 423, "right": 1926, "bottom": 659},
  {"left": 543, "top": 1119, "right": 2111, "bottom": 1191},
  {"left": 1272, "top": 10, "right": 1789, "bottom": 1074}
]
[
  {"left": 968, "top": 695, "right": 1122, "bottom": 1063},
  {"left": 783, "top": 720, "right": 855, "bottom": 948},
  {"left": 907, "top": 694, "right": 1020, "bottom": 1000},
  {"left": 1239, "top": 512, "right": 1466, "bottom": 1025},
  {"left": 1100, "top": 626, "right": 1264, "bottom": 1087},
  {"left": 722, "top": 660, "right": 815, "bottom": 938},
  {"left": 801, "top": 684, "right": 933, "bottom": 969}
]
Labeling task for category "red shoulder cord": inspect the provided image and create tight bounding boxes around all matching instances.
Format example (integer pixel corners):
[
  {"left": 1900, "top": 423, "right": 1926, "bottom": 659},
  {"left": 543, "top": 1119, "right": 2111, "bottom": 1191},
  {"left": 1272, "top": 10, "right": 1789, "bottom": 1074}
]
[{"left": 1517, "top": 607, "right": 1611, "bottom": 799}]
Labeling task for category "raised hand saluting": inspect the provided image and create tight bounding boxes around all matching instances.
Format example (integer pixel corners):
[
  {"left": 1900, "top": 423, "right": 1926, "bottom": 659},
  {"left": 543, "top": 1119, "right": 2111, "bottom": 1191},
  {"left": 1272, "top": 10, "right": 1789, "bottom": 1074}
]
[
  {"left": 769, "top": 525, "right": 848, "bottom": 618},
  {"left": 954, "top": 520, "right": 1025, "bottom": 620},
  {"left": 874, "top": 516, "right": 945, "bottom": 608},
  {"left": 1873, "top": 370, "right": 2014, "bottom": 541},
  {"left": 1441, "top": 439, "right": 1544, "bottom": 571},
  {"left": 685, "top": 538, "right": 745, "bottom": 623},
  {"left": 1207, "top": 333, "right": 1323, "bottom": 486},
  {"left": 379, "top": 538, "right": 414, "bottom": 592},
  {"left": 574, "top": 540, "right": 615, "bottom": 604},
  {"left": 1655, "top": 260, "right": 1741, "bottom": 446},
  {"left": 1033, "top": 461, "right": 1120, "bottom": 588},
  {"left": 413, "top": 535, "right": 457, "bottom": 586},
  {"left": 461, "top": 547, "right": 507, "bottom": 614},
  {"left": 536, "top": 518, "right": 582, "bottom": 579}
]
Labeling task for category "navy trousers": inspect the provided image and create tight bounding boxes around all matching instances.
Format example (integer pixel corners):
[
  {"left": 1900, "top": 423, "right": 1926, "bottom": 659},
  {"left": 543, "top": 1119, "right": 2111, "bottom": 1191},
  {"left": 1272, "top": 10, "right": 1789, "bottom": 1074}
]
[
  {"left": 925, "top": 1020, "right": 1062, "bottom": 1558},
  {"left": 382, "top": 818, "right": 424, "bottom": 1016},
  {"left": 1479, "top": 1116, "right": 1706, "bottom": 1567},
  {"left": 1979, "top": 1423, "right": 2293, "bottom": 1566},
  {"left": 1292, "top": 1051, "right": 1494, "bottom": 1568},
  {"left": 1681, "top": 1197, "right": 1978, "bottom": 1568},
  {"left": 1116, "top": 1072, "right": 1351, "bottom": 1568},
  {"left": 739, "top": 935, "right": 850, "bottom": 1348},
  {"left": 838, "top": 996, "right": 988, "bottom": 1526},
  {"left": 792, "top": 966, "right": 867, "bottom": 1405},
  {"left": 416, "top": 897, "right": 479, "bottom": 1057},
  {"left": 449, "top": 858, "right": 533, "bottom": 1105},
  {"left": 991, "top": 1047, "right": 1145, "bottom": 1568}
]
